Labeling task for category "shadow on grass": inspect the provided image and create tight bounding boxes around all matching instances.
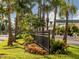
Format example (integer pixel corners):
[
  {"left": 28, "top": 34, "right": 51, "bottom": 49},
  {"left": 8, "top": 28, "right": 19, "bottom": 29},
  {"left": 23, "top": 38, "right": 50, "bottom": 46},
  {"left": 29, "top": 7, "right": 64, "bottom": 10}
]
[
  {"left": 44, "top": 55, "right": 52, "bottom": 59},
  {"left": 0, "top": 53, "right": 7, "bottom": 58},
  {"left": 68, "top": 52, "right": 79, "bottom": 59},
  {"left": 67, "top": 46, "right": 79, "bottom": 59},
  {"left": 70, "top": 46, "right": 79, "bottom": 49},
  {"left": 2, "top": 44, "right": 24, "bottom": 50}
]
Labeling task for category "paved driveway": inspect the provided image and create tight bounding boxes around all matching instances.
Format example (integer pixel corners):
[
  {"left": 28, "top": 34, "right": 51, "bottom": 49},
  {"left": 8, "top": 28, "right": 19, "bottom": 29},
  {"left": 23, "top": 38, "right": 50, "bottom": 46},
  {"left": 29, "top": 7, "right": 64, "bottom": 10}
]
[
  {"left": 0, "top": 35, "right": 79, "bottom": 46},
  {"left": 55, "top": 35, "right": 79, "bottom": 45},
  {"left": 0, "top": 35, "right": 8, "bottom": 43}
]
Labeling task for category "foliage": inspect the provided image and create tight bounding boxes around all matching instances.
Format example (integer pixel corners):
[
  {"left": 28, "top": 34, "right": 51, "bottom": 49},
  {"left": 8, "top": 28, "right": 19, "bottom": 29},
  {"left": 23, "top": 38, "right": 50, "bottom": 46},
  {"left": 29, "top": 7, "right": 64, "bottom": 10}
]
[
  {"left": 59, "top": 0, "right": 77, "bottom": 17},
  {"left": 20, "top": 14, "right": 45, "bottom": 32},
  {"left": 24, "top": 34, "right": 34, "bottom": 43},
  {"left": 71, "top": 25, "right": 79, "bottom": 33},
  {"left": 50, "top": 40, "right": 67, "bottom": 54},
  {"left": 16, "top": 34, "right": 23, "bottom": 39},
  {"left": 56, "top": 26, "right": 65, "bottom": 35},
  {"left": 16, "top": 33, "right": 34, "bottom": 43},
  {"left": 56, "top": 24, "right": 79, "bottom": 36}
]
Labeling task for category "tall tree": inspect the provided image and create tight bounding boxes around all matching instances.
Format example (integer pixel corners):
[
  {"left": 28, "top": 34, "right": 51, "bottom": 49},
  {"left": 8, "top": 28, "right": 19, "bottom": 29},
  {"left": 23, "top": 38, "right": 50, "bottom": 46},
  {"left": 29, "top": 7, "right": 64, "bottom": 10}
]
[
  {"left": 0, "top": 0, "right": 14, "bottom": 46},
  {"left": 14, "top": 0, "right": 35, "bottom": 41},
  {"left": 7, "top": 0, "right": 14, "bottom": 46},
  {"left": 0, "top": 1, "right": 6, "bottom": 33},
  {"left": 50, "top": 0, "right": 63, "bottom": 40},
  {"left": 45, "top": 3, "right": 51, "bottom": 30},
  {"left": 60, "top": 0, "right": 77, "bottom": 45}
]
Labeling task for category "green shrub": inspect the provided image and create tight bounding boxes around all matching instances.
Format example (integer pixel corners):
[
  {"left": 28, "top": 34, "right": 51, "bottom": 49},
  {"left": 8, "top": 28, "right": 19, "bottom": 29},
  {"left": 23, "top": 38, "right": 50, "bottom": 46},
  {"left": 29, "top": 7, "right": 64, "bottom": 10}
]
[
  {"left": 16, "top": 34, "right": 23, "bottom": 39},
  {"left": 24, "top": 34, "right": 34, "bottom": 43},
  {"left": 71, "top": 25, "right": 79, "bottom": 33},
  {"left": 16, "top": 33, "right": 34, "bottom": 43},
  {"left": 50, "top": 40, "right": 67, "bottom": 54},
  {"left": 56, "top": 24, "right": 79, "bottom": 36},
  {"left": 56, "top": 26, "right": 65, "bottom": 35}
]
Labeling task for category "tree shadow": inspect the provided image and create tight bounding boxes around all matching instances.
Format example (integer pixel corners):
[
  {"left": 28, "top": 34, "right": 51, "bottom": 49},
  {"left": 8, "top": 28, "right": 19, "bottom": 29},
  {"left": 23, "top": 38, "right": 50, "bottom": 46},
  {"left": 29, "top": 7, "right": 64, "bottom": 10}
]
[
  {"left": 67, "top": 46, "right": 79, "bottom": 59},
  {"left": 2, "top": 44, "right": 24, "bottom": 50},
  {"left": 44, "top": 55, "right": 52, "bottom": 59},
  {"left": 69, "top": 45, "right": 79, "bottom": 49},
  {"left": 0, "top": 53, "right": 7, "bottom": 58},
  {"left": 68, "top": 52, "right": 79, "bottom": 59}
]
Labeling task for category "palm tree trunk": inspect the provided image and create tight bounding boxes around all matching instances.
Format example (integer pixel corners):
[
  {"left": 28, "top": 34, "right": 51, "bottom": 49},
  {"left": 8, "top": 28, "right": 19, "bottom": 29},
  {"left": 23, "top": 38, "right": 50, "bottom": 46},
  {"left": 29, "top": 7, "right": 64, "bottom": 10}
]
[
  {"left": 37, "top": 0, "right": 42, "bottom": 31},
  {"left": 38, "top": 0, "right": 41, "bottom": 19},
  {"left": 2, "top": 13, "right": 4, "bottom": 23},
  {"left": 7, "top": 0, "right": 14, "bottom": 46},
  {"left": 14, "top": 13, "right": 19, "bottom": 42},
  {"left": 38, "top": 5, "right": 40, "bottom": 18},
  {"left": 42, "top": 1, "right": 45, "bottom": 33},
  {"left": 41, "top": 0, "right": 45, "bottom": 45},
  {"left": 63, "top": 11, "right": 69, "bottom": 45},
  {"left": 52, "top": 7, "right": 57, "bottom": 40},
  {"left": 38, "top": 2, "right": 41, "bottom": 31},
  {"left": 46, "top": 11, "right": 49, "bottom": 30},
  {"left": 1, "top": 13, "right": 4, "bottom": 33}
]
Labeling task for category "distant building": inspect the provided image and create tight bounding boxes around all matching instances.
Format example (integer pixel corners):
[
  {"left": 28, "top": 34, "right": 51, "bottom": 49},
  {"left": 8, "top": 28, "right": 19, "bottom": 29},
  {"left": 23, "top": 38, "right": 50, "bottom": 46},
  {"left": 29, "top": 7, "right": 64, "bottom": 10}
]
[{"left": 48, "top": 19, "right": 79, "bottom": 28}]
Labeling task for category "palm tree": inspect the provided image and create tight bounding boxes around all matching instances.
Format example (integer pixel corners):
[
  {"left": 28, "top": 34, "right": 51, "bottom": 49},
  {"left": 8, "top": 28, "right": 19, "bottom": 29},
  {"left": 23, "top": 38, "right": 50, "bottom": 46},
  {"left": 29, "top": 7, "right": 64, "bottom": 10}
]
[
  {"left": 50, "top": 0, "right": 63, "bottom": 40},
  {"left": 0, "top": 1, "right": 6, "bottom": 33},
  {"left": 37, "top": 0, "right": 42, "bottom": 18},
  {"left": 42, "top": 0, "right": 45, "bottom": 32},
  {"left": 14, "top": 0, "right": 35, "bottom": 41},
  {"left": 1, "top": 0, "right": 15, "bottom": 46},
  {"left": 13, "top": 0, "right": 22, "bottom": 41},
  {"left": 7, "top": 0, "right": 14, "bottom": 46},
  {"left": 60, "top": 0, "right": 77, "bottom": 45},
  {"left": 45, "top": 3, "right": 51, "bottom": 30}
]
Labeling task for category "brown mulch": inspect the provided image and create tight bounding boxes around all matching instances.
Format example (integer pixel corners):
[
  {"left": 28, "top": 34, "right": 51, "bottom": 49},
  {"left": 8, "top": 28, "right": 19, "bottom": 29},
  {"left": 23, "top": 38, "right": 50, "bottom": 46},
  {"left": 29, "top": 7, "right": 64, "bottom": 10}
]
[{"left": 24, "top": 43, "right": 48, "bottom": 55}]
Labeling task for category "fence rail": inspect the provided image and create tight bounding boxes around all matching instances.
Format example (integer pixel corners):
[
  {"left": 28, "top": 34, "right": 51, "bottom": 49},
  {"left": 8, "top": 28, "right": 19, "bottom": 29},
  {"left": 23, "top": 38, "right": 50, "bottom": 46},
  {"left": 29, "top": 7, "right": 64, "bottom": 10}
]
[{"left": 31, "top": 30, "right": 50, "bottom": 53}]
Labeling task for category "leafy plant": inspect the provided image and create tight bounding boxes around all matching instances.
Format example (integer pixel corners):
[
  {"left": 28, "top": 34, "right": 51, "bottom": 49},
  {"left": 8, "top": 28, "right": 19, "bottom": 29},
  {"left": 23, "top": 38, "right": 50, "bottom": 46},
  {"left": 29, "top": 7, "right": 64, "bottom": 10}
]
[
  {"left": 50, "top": 40, "right": 68, "bottom": 54},
  {"left": 71, "top": 25, "right": 79, "bottom": 33},
  {"left": 16, "top": 33, "right": 34, "bottom": 44},
  {"left": 24, "top": 34, "right": 34, "bottom": 43},
  {"left": 56, "top": 24, "right": 79, "bottom": 36}
]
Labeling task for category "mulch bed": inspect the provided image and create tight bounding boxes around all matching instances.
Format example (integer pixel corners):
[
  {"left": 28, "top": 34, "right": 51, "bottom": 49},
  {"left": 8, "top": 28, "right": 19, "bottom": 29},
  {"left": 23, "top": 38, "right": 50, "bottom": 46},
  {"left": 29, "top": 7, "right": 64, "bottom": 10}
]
[{"left": 24, "top": 43, "right": 48, "bottom": 55}]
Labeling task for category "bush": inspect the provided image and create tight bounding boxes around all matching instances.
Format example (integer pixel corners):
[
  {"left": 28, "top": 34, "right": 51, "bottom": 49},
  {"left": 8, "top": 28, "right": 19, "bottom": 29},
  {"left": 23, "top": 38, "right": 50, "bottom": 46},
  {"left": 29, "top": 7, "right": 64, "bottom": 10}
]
[
  {"left": 56, "top": 24, "right": 79, "bottom": 36},
  {"left": 50, "top": 40, "right": 67, "bottom": 54},
  {"left": 16, "top": 33, "right": 34, "bottom": 44},
  {"left": 24, "top": 34, "right": 34, "bottom": 44},
  {"left": 71, "top": 25, "right": 79, "bottom": 33},
  {"left": 56, "top": 26, "right": 65, "bottom": 35},
  {"left": 16, "top": 34, "right": 23, "bottom": 39}
]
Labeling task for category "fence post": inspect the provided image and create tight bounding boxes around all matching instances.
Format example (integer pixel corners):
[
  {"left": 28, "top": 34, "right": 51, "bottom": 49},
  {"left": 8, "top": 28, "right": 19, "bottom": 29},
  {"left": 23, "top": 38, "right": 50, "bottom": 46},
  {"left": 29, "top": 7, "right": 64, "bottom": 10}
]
[{"left": 48, "top": 30, "right": 50, "bottom": 54}]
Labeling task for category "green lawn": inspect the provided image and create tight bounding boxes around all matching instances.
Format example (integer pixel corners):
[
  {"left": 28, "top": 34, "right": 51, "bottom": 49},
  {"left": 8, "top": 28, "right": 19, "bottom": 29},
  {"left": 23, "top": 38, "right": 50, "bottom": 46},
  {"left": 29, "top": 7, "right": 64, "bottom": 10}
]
[{"left": 0, "top": 39, "right": 79, "bottom": 59}]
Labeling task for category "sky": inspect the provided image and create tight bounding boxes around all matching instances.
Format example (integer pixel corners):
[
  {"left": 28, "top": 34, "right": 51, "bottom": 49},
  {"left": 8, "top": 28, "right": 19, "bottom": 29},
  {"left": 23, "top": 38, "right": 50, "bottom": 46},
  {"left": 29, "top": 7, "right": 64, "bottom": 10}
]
[
  {"left": 70, "top": 0, "right": 79, "bottom": 19},
  {"left": 72, "top": 0, "right": 79, "bottom": 9},
  {"left": 11, "top": 0, "right": 79, "bottom": 22}
]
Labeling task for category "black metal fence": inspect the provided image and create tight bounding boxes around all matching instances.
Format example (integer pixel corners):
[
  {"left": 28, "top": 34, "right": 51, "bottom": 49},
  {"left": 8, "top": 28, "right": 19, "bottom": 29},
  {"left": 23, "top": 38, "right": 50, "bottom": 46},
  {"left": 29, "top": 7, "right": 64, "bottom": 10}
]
[{"left": 31, "top": 30, "right": 50, "bottom": 52}]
